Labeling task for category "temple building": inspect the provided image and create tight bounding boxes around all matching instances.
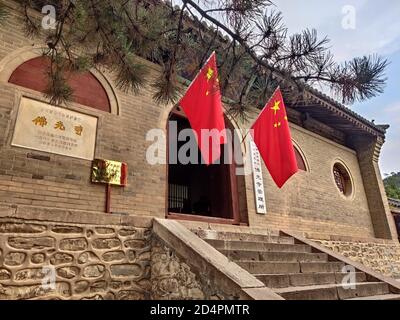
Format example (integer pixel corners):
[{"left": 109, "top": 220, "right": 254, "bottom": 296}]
[{"left": 0, "top": 0, "right": 400, "bottom": 300}]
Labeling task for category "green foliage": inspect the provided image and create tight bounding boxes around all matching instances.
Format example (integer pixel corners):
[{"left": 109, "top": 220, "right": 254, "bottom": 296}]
[
  {"left": 114, "top": 54, "right": 147, "bottom": 94},
  {"left": 17, "top": 0, "right": 389, "bottom": 110},
  {"left": 152, "top": 68, "right": 182, "bottom": 105},
  {"left": 71, "top": 56, "right": 93, "bottom": 73},
  {"left": 44, "top": 52, "right": 73, "bottom": 106},
  {"left": 384, "top": 172, "right": 400, "bottom": 200}
]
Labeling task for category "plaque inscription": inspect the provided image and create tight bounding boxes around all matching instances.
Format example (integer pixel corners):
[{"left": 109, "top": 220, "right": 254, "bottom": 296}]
[{"left": 12, "top": 97, "right": 98, "bottom": 160}]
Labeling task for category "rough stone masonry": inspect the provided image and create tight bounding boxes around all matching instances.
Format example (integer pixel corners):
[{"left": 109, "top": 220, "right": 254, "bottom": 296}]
[
  {"left": 0, "top": 209, "right": 237, "bottom": 300},
  {"left": 0, "top": 217, "right": 153, "bottom": 299}
]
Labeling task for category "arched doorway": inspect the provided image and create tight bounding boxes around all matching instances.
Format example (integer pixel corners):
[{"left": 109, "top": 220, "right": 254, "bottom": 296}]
[{"left": 166, "top": 106, "right": 247, "bottom": 225}]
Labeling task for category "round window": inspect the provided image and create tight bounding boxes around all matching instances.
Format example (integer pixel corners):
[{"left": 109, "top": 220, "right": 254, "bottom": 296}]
[{"left": 332, "top": 163, "right": 353, "bottom": 197}]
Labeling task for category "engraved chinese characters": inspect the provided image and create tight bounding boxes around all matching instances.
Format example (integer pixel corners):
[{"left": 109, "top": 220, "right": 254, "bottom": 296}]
[
  {"left": 12, "top": 97, "right": 97, "bottom": 160},
  {"left": 250, "top": 141, "right": 267, "bottom": 214}
]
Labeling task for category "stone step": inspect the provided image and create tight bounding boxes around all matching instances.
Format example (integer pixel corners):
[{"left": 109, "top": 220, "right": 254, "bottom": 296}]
[
  {"left": 194, "top": 229, "right": 282, "bottom": 240},
  {"left": 238, "top": 261, "right": 345, "bottom": 275},
  {"left": 347, "top": 294, "right": 400, "bottom": 300},
  {"left": 255, "top": 272, "right": 367, "bottom": 289},
  {"left": 198, "top": 231, "right": 293, "bottom": 244},
  {"left": 206, "top": 239, "right": 311, "bottom": 253},
  {"left": 238, "top": 261, "right": 301, "bottom": 274},
  {"left": 274, "top": 282, "right": 390, "bottom": 300},
  {"left": 220, "top": 250, "right": 328, "bottom": 263},
  {"left": 300, "top": 262, "right": 345, "bottom": 273}
]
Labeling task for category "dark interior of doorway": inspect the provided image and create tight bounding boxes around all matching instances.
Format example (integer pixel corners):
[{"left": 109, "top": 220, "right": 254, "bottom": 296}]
[{"left": 168, "top": 113, "right": 235, "bottom": 220}]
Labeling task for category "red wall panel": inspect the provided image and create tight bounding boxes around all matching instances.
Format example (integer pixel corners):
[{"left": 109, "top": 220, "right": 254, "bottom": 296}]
[{"left": 9, "top": 57, "right": 111, "bottom": 113}]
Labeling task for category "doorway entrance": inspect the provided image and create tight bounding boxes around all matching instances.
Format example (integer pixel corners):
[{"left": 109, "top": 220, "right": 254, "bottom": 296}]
[{"left": 166, "top": 107, "right": 245, "bottom": 225}]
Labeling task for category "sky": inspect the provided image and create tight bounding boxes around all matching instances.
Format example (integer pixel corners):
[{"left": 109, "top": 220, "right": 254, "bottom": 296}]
[
  {"left": 268, "top": 0, "right": 400, "bottom": 175},
  {"left": 174, "top": 0, "right": 400, "bottom": 175},
  {"left": 172, "top": 0, "right": 400, "bottom": 175}
]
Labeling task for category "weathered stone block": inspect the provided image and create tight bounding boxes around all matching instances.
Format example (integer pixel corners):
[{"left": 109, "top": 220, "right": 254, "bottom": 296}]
[
  {"left": 102, "top": 251, "right": 125, "bottom": 262},
  {"left": 0, "top": 268, "right": 11, "bottom": 280},
  {"left": 90, "top": 280, "right": 107, "bottom": 293},
  {"left": 51, "top": 225, "right": 83, "bottom": 234},
  {"left": 15, "top": 268, "right": 47, "bottom": 281},
  {"left": 57, "top": 266, "right": 80, "bottom": 279},
  {"left": 59, "top": 238, "right": 88, "bottom": 251},
  {"left": 81, "top": 294, "right": 103, "bottom": 300},
  {"left": 83, "top": 264, "right": 106, "bottom": 278},
  {"left": 74, "top": 280, "right": 89, "bottom": 294},
  {"left": 31, "top": 253, "right": 46, "bottom": 264},
  {"left": 124, "top": 239, "right": 147, "bottom": 249},
  {"left": 78, "top": 251, "right": 100, "bottom": 264},
  {"left": 118, "top": 229, "right": 137, "bottom": 237},
  {"left": 92, "top": 238, "right": 121, "bottom": 250},
  {"left": 50, "top": 252, "right": 74, "bottom": 265},
  {"left": 117, "top": 290, "right": 144, "bottom": 300},
  {"left": 95, "top": 227, "right": 115, "bottom": 235},
  {"left": 109, "top": 281, "right": 122, "bottom": 290},
  {"left": 4, "top": 252, "right": 26, "bottom": 266},
  {"left": 110, "top": 264, "right": 142, "bottom": 278},
  {"left": 0, "top": 282, "right": 71, "bottom": 300},
  {"left": 104, "top": 291, "right": 116, "bottom": 300},
  {"left": 8, "top": 237, "right": 55, "bottom": 250},
  {"left": 0, "top": 222, "right": 46, "bottom": 234}
]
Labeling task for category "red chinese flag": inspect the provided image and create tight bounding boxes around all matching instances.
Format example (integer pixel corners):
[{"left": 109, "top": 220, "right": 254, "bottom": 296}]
[
  {"left": 251, "top": 88, "right": 299, "bottom": 188},
  {"left": 179, "top": 52, "right": 226, "bottom": 165}
]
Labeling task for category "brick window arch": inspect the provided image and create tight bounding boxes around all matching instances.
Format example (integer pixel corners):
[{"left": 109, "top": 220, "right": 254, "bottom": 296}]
[
  {"left": 8, "top": 56, "right": 111, "bottom": 112},
  {"left": 333, "top": 162, "right": 353, "bottom": 197},
  {"left": 294, "top": 146, "right": 307, "bottom": 171}
]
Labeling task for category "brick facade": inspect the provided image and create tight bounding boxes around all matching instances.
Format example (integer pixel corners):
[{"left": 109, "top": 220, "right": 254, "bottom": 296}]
[{"left": 0, "top": 0, "right": 396, "bottom": 241}]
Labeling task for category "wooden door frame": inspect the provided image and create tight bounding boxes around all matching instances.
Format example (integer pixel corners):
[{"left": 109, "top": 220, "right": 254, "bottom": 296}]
[{"left": 165, "top": 107, "right": 241, "bottom": 225}]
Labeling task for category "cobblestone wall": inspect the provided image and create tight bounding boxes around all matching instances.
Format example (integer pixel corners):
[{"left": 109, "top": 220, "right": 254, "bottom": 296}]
[
  {"left": 0, "top": 213, "right": 238, "bottom": 300},
  {"left": 315, "top": 239, "right": 400, "bottom": 278},
  {"left": 0, "top": 217, "right": 152, "bottom": 300},
  {"left": 150, "top": 237, "right": 238, "bottom": 300}
]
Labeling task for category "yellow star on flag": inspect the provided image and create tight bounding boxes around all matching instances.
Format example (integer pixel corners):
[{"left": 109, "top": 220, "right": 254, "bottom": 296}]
[
  {"left": 206, "top": 67, "right": 214, "bottom": 81},
  {"left": 271, "top": 100, "right": 281, "bottom": 116}
]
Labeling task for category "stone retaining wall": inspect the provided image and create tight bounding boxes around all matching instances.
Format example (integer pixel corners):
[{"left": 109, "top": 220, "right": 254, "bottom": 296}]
[
  {"left": 0, "top": 217, "right": 153, "bottom": 299},
  {"left": 150, "top": 237, "right": 236, "bottom": 300},
  {"left": 0, "top": 206, "right": 250, "bottom": 300},
  {"left": 314, "top": 239, "right": 400, "bottom": 278}
]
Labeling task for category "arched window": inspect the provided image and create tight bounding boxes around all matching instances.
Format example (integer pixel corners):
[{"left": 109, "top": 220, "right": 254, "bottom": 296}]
[
  {"left": 8, "top": 56, "right": 111, "bottom": 112},
  {"left": 294, "top": 147, "right": 307, "bottom": 171}
]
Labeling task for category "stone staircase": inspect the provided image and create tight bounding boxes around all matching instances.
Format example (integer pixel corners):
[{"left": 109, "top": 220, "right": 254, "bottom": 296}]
[{"left": 193, "top": 229, "right": 400, "bottom": 300}]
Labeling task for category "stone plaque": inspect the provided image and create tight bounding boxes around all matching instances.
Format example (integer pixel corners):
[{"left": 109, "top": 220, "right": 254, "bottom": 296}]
[{"left": 12, "top": 97, "right": 97, "bottom": 160}]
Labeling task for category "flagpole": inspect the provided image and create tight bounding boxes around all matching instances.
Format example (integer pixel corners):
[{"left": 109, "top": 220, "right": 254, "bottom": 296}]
[{"left": 241, "top": 129, "right": 251, "bottom": 144}]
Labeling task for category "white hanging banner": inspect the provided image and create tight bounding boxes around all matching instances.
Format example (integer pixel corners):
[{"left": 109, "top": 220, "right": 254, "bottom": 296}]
[{"left": 250, "top": 141, "right": 267, "bottom": 215}]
